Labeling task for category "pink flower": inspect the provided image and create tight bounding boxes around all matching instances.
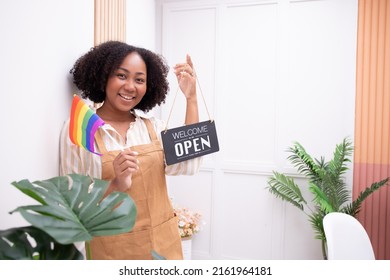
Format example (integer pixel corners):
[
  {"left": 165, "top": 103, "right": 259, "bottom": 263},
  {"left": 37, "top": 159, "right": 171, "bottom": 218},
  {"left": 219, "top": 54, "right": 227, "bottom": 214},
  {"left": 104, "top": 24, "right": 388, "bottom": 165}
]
[{"left": 173, "top": 205, "right": 203, "bottom": 238}]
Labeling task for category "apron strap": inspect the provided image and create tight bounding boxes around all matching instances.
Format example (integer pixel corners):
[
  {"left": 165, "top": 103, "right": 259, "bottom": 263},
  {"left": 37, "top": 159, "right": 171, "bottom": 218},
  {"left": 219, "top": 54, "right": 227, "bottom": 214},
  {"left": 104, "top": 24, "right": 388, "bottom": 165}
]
[
  {"left": 143, "top": 118, "right": 158, "bottom": 141},
  {"left": 95, "top": 128, "right": 108, "bottom": 154}
]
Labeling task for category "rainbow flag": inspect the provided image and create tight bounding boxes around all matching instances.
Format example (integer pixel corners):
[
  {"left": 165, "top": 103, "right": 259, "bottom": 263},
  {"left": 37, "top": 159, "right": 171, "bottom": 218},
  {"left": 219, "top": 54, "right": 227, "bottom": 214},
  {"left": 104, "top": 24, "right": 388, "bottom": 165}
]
[{"left": 69, "top": 95, "right": 105, "bottom": 155}]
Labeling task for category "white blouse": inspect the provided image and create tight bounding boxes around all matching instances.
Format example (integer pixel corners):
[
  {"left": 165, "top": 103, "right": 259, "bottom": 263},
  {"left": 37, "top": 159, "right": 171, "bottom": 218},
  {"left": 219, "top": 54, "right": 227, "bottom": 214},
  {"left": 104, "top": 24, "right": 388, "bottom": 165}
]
[{"left": 59, "top": 110, "right": 202, "bottom": 179}]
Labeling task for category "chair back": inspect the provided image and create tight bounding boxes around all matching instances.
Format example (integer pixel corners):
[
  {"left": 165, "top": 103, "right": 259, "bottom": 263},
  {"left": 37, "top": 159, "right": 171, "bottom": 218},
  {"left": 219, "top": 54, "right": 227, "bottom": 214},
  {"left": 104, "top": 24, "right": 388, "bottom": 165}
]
[{"left": 323, "top": 212, "right": 375, "bottom": 260}]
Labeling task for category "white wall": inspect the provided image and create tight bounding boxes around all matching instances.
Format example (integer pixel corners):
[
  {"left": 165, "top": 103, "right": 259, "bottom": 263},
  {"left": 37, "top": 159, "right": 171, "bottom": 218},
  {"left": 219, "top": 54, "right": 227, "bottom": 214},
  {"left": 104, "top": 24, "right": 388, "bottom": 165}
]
[
  {"left": 126, "top": 0, "right": 156, "bottom": 51},
  {"left": 0, "top": 0, "right": 94, "bottom": 228},
  {"left": 158, "top": 0, "right": 358, "bottom": 259},
  {"left": 126, "top": 0, "right": 160, "bottom": 119}
]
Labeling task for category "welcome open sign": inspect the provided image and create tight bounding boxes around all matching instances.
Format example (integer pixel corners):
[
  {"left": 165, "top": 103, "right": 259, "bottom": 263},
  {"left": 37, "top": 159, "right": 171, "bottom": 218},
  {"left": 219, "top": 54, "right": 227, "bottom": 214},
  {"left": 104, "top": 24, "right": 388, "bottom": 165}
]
[{"left": 161, "top": 120, "right": 219, "bottom": 165}]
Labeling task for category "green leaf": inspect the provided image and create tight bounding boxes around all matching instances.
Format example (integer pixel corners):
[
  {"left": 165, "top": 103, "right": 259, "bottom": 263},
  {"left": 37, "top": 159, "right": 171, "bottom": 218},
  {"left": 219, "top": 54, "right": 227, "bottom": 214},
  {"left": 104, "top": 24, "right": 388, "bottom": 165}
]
[
  {"left": 0, "top": 226, "right": 83, "bottom": 260},
  {"left": 309, "top": 183, "right": 335, "bottom": 213},
  {"left": 327, "top": 137, "right": 353, "bottom": 178},
  {"left": 152, "top": 250, "right": 166, "bottom": 260},
  {"left": 343, "top": 177, "right": 390, "bottom": 216},
  {"left": 308, "top": 212, "right": 326, "bottom": 241},
  {"left": 267, "top": 171, "right": 307, "bottom": 211},
  {"left": 9, "top": 174, "right": 137, "bottom": 245},
  {"left": 287, "top": 142, "right": 322, "bottom": 180}
]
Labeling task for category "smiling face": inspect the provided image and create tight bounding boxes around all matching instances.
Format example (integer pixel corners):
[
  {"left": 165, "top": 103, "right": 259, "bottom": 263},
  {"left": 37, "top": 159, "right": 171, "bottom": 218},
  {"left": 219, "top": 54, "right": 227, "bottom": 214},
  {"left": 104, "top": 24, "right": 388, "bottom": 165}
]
[{"left": 103, "top": 52, "right": 147, "bottom": 114}]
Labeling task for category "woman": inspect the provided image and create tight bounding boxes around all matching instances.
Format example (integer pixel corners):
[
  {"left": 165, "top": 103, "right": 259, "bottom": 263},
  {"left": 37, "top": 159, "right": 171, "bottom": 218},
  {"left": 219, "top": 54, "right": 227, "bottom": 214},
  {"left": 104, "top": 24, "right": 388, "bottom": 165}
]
[{"left": 60, "top": 41, "right": 201, "bottom": 259}]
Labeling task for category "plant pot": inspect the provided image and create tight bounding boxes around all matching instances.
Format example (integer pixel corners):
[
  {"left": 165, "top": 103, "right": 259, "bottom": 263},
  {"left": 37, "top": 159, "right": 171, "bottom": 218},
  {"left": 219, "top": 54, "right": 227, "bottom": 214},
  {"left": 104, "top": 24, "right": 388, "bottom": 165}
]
[{"left": 181, "top": 237, "right": 192, "bottom": 260}]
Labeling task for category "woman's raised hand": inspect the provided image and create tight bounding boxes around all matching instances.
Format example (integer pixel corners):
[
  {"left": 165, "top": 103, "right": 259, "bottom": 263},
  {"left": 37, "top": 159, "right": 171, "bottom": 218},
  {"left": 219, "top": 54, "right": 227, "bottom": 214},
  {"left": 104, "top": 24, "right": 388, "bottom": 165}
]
[{"left": 174, "top": 54, "right": 196, "bottom": 100}]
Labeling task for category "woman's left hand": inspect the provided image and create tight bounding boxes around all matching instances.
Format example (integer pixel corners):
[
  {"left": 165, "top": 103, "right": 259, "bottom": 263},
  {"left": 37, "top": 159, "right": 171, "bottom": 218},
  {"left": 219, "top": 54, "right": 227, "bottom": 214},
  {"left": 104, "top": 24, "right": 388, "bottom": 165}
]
[{"left": 174, "top": 54, "right": 196, "bottom": 100}]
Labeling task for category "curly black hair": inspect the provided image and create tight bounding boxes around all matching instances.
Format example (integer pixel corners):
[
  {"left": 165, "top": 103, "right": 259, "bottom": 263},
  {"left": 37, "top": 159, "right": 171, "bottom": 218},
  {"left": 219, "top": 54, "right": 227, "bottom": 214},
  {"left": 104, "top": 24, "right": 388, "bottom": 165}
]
[{"left": 70, "top": 41, "right": 170, "bottom": 112}]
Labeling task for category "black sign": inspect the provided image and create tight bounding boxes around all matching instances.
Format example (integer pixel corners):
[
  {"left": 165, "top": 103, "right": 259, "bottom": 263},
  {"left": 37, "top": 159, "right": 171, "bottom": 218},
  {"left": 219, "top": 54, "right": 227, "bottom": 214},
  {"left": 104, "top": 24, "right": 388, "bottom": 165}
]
[{"left": 161, "top": 120, "right": 219, "bottom": 165}]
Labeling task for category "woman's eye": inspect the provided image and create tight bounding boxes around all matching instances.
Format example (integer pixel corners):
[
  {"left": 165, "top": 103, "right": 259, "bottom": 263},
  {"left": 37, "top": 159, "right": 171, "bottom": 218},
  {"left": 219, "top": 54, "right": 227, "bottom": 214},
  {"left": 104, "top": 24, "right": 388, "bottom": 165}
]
[
  {"left": 136, "top": 78, "right": 146, "bottom": 84},
  {"left": 117, "top": 73, "right": 126, "bottom": 79}
]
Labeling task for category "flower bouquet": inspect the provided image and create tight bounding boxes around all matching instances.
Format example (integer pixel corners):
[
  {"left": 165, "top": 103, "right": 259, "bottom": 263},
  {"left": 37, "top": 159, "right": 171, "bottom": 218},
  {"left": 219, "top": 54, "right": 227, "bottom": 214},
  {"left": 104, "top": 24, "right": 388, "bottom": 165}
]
[{"left": 173, "top": 206, "right": 202, "bottom": 239}]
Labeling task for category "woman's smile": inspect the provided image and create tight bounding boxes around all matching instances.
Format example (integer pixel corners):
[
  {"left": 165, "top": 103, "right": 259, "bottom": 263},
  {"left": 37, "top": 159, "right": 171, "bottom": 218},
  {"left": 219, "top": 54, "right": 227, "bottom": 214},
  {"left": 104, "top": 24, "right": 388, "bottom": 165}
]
[{"left": 118, "top": 93, "right": 136, "bottom": 102}]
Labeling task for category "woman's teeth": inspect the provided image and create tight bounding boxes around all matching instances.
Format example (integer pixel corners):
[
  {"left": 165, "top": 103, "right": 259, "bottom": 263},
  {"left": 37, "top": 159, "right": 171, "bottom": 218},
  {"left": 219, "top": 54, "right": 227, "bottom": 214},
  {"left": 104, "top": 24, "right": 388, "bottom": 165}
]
[{"left": 119, "top": 94, "right": 134, "bottom": 101}]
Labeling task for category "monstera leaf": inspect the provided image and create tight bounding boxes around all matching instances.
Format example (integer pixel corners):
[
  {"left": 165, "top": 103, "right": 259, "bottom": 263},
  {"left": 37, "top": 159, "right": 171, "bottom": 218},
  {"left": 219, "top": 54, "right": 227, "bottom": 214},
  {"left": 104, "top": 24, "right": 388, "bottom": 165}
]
[
  {"left": 1, "top": 174, "right": 137, "bottom": 259},
  {"left": 0, "top": 226, "right": 83, "bottom": 260},
  {"left": 152, "top": 250, "right": 166, "bottom": 260}
]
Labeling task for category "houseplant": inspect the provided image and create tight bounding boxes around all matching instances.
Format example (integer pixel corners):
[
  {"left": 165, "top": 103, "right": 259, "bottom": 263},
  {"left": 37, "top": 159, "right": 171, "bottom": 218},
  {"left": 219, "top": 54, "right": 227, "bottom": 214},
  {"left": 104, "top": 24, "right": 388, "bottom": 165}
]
[
  {"left": 174, "top": 205, "right": 202, "bottom": 239},
  {"left": 173, "top": 205, "right": 202, "bottom": 260},
  {"left": 266, "top": 137, "right": 389, "bottom": 259},
  {"left": 0, "top": 174, "right": 137, "bottom": 260}
]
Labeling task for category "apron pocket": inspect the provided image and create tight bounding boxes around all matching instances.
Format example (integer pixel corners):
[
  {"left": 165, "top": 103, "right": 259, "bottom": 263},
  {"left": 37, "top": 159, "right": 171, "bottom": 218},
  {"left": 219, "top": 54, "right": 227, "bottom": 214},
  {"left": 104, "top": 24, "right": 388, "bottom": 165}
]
[
  {"left": 90, "top": 228, "right": 153, "bottom": 260},
  {"left": 151, "top": 216, "right": 183, "bottom": 260}
]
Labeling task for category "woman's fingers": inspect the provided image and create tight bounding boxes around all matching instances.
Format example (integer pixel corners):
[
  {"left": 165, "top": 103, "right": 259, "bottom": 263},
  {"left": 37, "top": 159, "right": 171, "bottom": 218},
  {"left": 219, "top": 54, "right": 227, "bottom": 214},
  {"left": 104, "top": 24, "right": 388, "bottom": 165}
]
[
  {"left": 186, "top": 54, "right": 193, "bottom": 68},
  {"left": 174, "top": 65, "right": 193, "bottom": 76},
  {"left": 174, "top": 54, "right": 195, "bottom": 77},
  {"left": 114, "top": 150, "right": 139, "bottom": 174}
]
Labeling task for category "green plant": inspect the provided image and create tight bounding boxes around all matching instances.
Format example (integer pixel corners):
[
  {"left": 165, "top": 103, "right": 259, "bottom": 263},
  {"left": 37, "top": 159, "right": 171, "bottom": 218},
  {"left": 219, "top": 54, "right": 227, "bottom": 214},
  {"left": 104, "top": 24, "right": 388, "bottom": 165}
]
[
  {"left": 0, "top": 174, "right": 137, "bottom": 260},
  {"left": 266, "top": 137, "right": 389, "bottom": 259}
]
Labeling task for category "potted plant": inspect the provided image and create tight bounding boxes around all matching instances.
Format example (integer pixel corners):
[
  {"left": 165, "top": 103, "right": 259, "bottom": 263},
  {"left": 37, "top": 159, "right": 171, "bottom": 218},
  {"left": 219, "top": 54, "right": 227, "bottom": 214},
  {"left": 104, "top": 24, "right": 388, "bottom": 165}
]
[
  {"left": 173, "top": 205, "right": 202, "bottom": 260},
  {"left": 266, "top": 137, "right": 389, "bottom": 259},
  {"left": 0, "top": 174, "right": 137, "bottom": 260}
]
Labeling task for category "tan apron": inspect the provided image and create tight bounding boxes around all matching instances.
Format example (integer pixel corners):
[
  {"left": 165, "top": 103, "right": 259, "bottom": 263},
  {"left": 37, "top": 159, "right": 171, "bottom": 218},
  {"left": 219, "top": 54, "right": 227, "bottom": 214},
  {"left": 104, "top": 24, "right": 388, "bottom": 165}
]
[{"left": 89, "top": 118, "right": 183, "bottom": 260}]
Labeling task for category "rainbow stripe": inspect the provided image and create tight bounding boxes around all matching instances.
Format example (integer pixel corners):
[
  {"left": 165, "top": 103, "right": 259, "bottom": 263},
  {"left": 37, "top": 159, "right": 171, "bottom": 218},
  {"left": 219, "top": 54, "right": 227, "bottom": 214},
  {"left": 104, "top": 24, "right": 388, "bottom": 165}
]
[{"left": 69, "top": 95, "right": 105, "bottom": 155}]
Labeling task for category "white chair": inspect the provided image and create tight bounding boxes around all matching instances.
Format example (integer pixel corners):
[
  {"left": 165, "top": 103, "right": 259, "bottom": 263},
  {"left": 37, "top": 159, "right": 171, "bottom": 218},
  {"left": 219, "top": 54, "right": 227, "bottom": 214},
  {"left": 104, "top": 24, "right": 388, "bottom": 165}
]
[{"left": 323, "top": 212, "right": 375, "bottom": 260}]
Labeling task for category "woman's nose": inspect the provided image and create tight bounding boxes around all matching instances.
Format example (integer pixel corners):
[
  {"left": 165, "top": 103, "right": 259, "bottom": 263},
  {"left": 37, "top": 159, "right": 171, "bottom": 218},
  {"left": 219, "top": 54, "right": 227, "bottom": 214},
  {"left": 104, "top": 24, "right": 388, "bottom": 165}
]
[{"left": 124, "top": 79, "right": 135, "bottom": 91}]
